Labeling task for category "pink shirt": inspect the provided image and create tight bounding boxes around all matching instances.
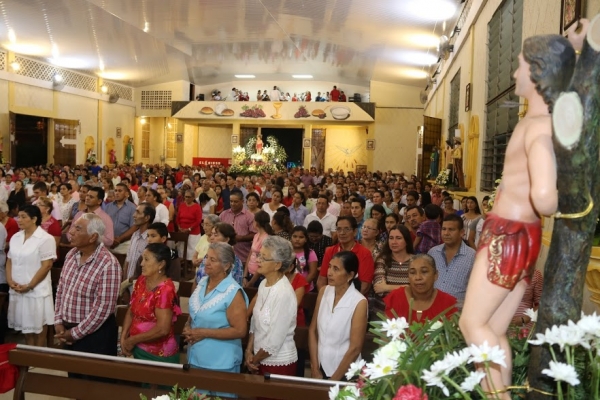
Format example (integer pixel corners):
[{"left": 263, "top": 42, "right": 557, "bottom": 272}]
[{"left": 219, "top": 208, "right": 256, "bottom": 262}]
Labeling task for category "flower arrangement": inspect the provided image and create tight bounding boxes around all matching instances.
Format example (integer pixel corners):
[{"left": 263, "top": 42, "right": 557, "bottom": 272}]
[
  {"left": 331, "top": 310, "right": 600, "bottom": 400},
  {"left": 230, "top": 135, "right": 287, "bottom": 176},
  {"left": 434, "top": 169, "right": 450, "bottom": 187},
  {"left": 140, "top": 385, "right": 220, "bottom": 400}
]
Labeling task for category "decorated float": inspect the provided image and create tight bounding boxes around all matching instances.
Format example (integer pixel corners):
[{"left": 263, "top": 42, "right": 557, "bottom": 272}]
[{"left": 228, "top": 132, "right": 287, "bottom": 176}]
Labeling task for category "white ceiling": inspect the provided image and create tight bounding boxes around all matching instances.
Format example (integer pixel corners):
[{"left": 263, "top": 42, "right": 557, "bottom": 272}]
[{"left": 0, "top": 0, "right": 464, "bottom": 88}]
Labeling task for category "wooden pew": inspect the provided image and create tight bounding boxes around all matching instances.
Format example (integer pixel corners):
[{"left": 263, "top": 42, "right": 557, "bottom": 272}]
[
  {"left": 115, "top": 306, "right": 378, "bottom": 358},
  {"left": 9, "top": 345, "right": 333, "bottom": 400}
]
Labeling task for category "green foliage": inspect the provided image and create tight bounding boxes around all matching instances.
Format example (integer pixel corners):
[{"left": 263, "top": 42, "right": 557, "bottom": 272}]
[{"left": 139, "top": 384, "right": 221, "bottom": 400}]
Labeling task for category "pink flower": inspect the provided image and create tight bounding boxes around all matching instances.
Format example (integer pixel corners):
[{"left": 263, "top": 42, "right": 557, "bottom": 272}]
[{"left": 394, "top": 384, "right": 428, "bottom": 400}]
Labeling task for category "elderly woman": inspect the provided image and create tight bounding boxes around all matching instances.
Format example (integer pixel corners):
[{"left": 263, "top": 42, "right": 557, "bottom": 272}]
[
  {"left": 309, "top": 251, "right": 367, "bottom": 380},
  {"left": 372, "top": 224, "right": 415, "bottom": 317},
  {"left": 194, "top": 223, "right": 244, "bottom": 286},
  {"left": 36, "top": 196, "right": 62, "bottom": 247},
  {"left": 6, "top": 205, "right": 56, "bottom": 346},
  {"left": 192, "top": 214, "right": 220, "bottom": 268},
  {"left": 184, "top": 242, "right": 248, "bottom": 398},
  {"left": 384, "top": 254, "right": 457, "bottom": 322},
  {"left": 120, "top": 243, "right": 182, "bottom": 363},
  {"left": 175, "top": 189, "right": 202, "bottom": 260},
  {"left": 245, "top": 236, "right": 298, "bottom": 379}
]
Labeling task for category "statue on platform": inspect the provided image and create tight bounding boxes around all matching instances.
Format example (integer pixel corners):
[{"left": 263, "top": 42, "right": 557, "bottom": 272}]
[
  {"left": 86, "top": 148, "right": 97, "bottom": 163},
  {"left": 444, "top": 140, "right": 454, "bottom": 184},
  {"left": 125, "top": 139, "right": 134, "bottom": 163},
  {"left": 109, "top": 149, "right": 116, "bottom": 164},
  {"left": 255, "top": 132, "right": 263, "bottom": 155},
  {"left": 452, "top": 138, "right": 465, "bottom": 188},
  {"left": 429, "top": 146, "right": 439, "bottom": 178},
  {"left": 458, "top": 28, "right": 580, "bottom": 398}
]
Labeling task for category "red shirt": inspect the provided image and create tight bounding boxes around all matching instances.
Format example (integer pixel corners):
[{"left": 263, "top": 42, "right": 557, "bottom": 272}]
[
  {"left": 330, "top": 89, "right": 340, "bottom": 101},
  {"left": 384, "top": 287, "right": 457, "bottom": 322},
  {"left": 282, "top": 196, "right": 293, "bottom": 207},
  {"left": 4, "top": 218, "right": 19, "bottom": 243},
  {"left": 319, "top": 242, "right": 375, "bottom": 284},
  {"left": 291, "top": 273, "right": 309, "bottom": 327},
  {"left": 176, "top": 202, "right": 202, "bottom": 235}
]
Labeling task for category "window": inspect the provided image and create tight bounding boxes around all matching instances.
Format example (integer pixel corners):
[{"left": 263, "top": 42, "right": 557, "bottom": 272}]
[
  {"left": 166, "top": 117, "right": 177, "bottom": 159},
  {"left": 480, "top": 0, "right": 523, "bottom": 192},
  {"left": 448, "top": 70, "right": 461, "bottom": 140},
  {"left": 141, "top": 123, "right": 150, "bottom": 159}
]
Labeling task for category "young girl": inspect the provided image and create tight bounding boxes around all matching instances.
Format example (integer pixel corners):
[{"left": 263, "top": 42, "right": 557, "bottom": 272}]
[
  {"left": 244, "top": 211, "right": 273, "bottom": 288},
  {"left": 291, "top": 226, "right": 318, "bottom": 291}
]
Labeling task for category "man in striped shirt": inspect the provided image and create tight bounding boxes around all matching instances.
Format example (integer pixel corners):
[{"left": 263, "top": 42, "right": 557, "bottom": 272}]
[{"left": 54, "top": 213, "right": 121, "bottom": 364}]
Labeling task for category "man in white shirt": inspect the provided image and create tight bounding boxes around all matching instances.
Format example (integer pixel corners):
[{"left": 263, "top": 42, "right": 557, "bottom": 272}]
[
  {"left": 303, "top": 195, "right": 337, "bottom": 242},
  {"left": 270, "top": 86, "right": 281, "bottom": 101}
]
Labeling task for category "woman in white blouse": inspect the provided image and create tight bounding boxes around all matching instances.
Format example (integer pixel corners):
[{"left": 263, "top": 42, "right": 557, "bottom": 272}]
[
  {"left": 145, "top": 188, "right": 170, "bottom": 226},
  {"left": 309, "top": 251, "right": 367, "bottom": 380},
  {"left": 6, "top": 205, "right": 57, "bottom": 346},
  {"left": 245, "top": 236, "right": 298, "bottom": 378}
]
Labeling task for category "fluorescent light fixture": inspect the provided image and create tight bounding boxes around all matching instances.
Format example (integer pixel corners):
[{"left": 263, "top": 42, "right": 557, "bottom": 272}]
[
  {"left": 292, "top": 74, "right": 313, "bottom": 79},
  {"left": 404, "top": 0, "right": 457, "bottom": 21},
  {"left": 390, "top": 50, "right": 438, "bottom": 66},
  {"left": 98, "top": 71, "right": 127, "bottom": 80},
  {"left": 8, "top": 29, "right": 16, "bottom": 43},
  {"left": 399, "top": 68, "right": 429, "bottom": 79},
  {"left": 407, "top": 34, "right": 440, "bottom": 49},
  {"left": 51, "top": 43, "right": 59, "bottom": 60},
  {"left": 234, "top": 74, "right": 255, "bottom": 78},
  {"left": 100, "top": 85, "right": 108, "bottom": 93},
  {"left": 4, "top": 43, "right": 44, "bottom": 55},
  {"left": 48, "top": 57, "right": 89, "bottom": 69}
]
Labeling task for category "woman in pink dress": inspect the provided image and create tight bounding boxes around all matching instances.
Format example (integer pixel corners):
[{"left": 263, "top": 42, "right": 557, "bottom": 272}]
[{"left": 120, "top": 243, "right": 181, "bottom": 363}]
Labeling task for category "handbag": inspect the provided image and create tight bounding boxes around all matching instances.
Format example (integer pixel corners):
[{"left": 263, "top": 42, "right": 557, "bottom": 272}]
[{"left": 0, "top": 343, "right": 19, "bottom": 393}]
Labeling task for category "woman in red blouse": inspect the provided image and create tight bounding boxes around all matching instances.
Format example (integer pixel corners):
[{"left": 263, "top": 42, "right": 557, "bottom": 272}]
[
  {"left": 176, "top": 190, "right": 203, "bottom": 260},
  {"left": 384, "top": 254, "right": 457, "bottom": 323},
  {"left": 120, "top": 243, "right": 181, "bottom": 363},
  {"left": 282, "top": 185, "right": 297, "bottom": 208},
  {"left": 36, "top": 197, "right": 61, "bottom": 248},
  {"left": 214, "top": 185, "right": 224, "bottom": 215}
]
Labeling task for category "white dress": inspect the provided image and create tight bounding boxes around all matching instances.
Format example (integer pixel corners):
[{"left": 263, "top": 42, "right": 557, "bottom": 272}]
[
  {"left": 317, "top": 285, "right": 366, "bottom": 376},
  {"left": 250, "top": 277, "right": 297, "bottom": 366},
  {"left": 7, "top": 226, "right": 57, "bottom": 334}
]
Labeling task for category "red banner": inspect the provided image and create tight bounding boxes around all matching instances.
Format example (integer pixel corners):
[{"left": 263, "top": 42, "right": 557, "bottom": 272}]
[{"left": 192, "top": 157, "right": 231, "bottom": 167}]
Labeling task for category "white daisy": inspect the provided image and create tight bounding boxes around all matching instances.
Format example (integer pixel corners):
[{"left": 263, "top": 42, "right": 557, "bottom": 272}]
[
  {"left": 364, "top": 352, "right": 398, "bottom": 379},
  {"left": 378, "top": 339, "right": 408, "bottom": 362},
  {"left": 329, "top": 384, "right": 340, "bottom": 400},
  {"left": 460, "top": 371, "right": 486, "bottom": 392},
  {"left": 525, "top": 308, "right": 537, "bottom": 323},
  {"left": 345, "top": 359, "right": 366, "bottom": 380},
  {"left": 577, "top": 312, "right": 600, "bottom": 339},
  {"left": 441, "top": 348, "right": 471, "bottom": 372},
  {"left": 468, "top": 341, "right": 507, "bottom": 368},
  {"left": 421, "top": 368, "right": 450, "bottom": 396},
  {"left": 541, "top": 361, "right": 580, "bottom": 386},
  {"left": 380, "top": 317, "right": 409, "bottom": 340}
]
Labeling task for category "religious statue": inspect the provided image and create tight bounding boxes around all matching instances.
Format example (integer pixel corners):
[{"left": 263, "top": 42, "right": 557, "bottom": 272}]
[
  {"left": 86, "top": 148, "right": 96, "bottom": 163},
  {"left": 429, "top": 146, "right": 439, "bottom": 178},
  {"left": 109, "top": 149, "right": 116, "bottom": 164},
  {"left": 458, "top": 28, "right": 581, "bottom": 398},
  {"left": 444, "top": 140, "right": 454, "bottom": 184},
  {"left": 125, "top": 139, "right": 134, "bottom": 163},
  {"left": 452, "top": 138, "right": 465, "bottom": 188},
  {"left": 255, "top": 132, "right": 263, "bottom": 155}
]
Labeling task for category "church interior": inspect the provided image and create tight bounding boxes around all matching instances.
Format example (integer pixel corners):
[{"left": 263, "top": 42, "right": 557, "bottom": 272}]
[{"left": 2, "top": 0, "right": 600, "bottom": 399}]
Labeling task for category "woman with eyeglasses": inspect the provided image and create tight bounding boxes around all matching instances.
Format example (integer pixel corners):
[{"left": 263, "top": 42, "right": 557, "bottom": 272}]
[
  {"left": 245, "top": 236, "right": 298, "bottom": 384},
  {"left": 192, "top": 214, "right": 220, "bottom": 269},
  {"left": 359, "top": 218, "right": 381, "bottom": 259}
]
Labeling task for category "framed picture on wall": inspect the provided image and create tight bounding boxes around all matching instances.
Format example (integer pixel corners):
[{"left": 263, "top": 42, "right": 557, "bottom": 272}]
[
  {"left": 176, "top": 134, "right": 183, "bottom": 143},
  {"left": 116, "top": 127, "right": 122, "bottom": 138},
  {"left": 303, "top": 138, "right": 311, "bottom": 148},
  {"left": 231, "top": 135, "right": 239, "bottom": 144},
  {"left": 561, "top": 0, "right": 582, "bottom": 33},
  {"left": 356, "top": 165, "right": 367, "bottom": 175},
  {"left": 366, "top": 139, "right": 376, "bottom": 150}
]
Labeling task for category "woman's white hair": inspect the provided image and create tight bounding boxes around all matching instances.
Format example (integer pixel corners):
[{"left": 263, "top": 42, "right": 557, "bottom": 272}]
[
  {"left": 80, "top": 213, "right": 105, "bottom": 245},
  {"left": 262, "top": 236, "right": 295, "bottom": 272},
  {"left": 209, "top": 242, "right": 235, "bottom": 273}
]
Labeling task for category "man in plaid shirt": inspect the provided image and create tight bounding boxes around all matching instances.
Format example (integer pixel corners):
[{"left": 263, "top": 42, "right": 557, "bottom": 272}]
[{"left": 54, "top": 213, "right": 121, "bottom": 361}]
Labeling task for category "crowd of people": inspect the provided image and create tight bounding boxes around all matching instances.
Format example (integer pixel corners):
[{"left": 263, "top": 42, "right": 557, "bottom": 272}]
[
  {"left": 0, "top": 161, "right": 542, "bottom": 393},
  {"left": 211, "top": 85, "right": 350, "bottom": 102}
]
